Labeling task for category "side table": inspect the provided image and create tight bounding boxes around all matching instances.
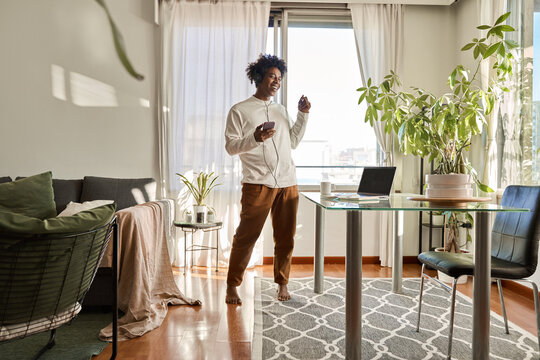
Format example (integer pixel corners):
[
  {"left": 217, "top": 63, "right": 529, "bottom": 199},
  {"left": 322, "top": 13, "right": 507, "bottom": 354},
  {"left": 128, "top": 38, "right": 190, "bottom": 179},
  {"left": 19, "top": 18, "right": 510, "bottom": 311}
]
[{"left": 173, "top": 221, "right": 223, "bottom": 274}]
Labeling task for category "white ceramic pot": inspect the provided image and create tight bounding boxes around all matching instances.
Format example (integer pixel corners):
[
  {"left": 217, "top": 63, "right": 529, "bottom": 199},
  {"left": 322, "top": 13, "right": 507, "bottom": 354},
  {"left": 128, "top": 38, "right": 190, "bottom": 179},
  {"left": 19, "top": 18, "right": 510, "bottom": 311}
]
[
  {"left": 193, "top": 205, "right": 206, "bottom": 223},
  {"left": 434, "top": 247, "right": 469, "bottom": 284},
  {"left": 425, "top": 174, "right": 473, "bottom": 198},
  {"left": 422, "top": 213, "right": 444, "bottom": 226}
]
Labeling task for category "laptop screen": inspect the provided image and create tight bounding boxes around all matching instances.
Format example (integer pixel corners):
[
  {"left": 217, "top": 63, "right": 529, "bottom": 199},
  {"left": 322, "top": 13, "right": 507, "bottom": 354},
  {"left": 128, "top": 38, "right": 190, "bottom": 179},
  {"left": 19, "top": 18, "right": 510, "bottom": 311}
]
[{"left": 357, "top": 167, "right": 396, "bottom": 195}]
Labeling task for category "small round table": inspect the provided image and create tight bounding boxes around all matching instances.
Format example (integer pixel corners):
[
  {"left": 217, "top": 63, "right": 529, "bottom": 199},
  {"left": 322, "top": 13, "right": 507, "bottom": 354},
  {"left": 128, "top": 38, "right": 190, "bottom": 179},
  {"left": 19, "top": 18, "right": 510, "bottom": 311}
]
[{"left": 173, "top": 221, "right": 222, "bottom": 274}]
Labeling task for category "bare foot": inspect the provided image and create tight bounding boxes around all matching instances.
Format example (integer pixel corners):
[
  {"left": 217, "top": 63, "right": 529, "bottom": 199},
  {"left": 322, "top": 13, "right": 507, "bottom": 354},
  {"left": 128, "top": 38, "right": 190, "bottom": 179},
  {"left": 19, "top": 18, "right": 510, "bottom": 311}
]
[
  {"left": 277, "top": 284, "right": 291, "bottom": 301},
  {"left": 225, "top": 286, "right": 242, "bottom": 305}
]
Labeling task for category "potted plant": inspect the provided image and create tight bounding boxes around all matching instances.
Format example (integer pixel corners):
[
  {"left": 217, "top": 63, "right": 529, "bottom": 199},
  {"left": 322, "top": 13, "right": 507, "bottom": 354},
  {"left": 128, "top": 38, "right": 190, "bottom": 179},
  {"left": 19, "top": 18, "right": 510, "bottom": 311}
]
[
  {"left": 177, "top": 171, "right": 221, "bottom": 223},
  {"left": 357, "top": 12, "right": 517, "bottom": 252}
]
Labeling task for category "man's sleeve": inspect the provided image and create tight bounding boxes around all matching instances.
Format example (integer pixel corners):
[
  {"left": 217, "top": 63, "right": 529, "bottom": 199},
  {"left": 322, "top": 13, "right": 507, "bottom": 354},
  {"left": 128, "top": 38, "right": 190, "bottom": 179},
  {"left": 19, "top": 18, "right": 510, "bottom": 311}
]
[
  {"left": 289, "top": 110, "right": 309, "bottom": 149},
  {"left": 224, "top": 107, "right": 260, "bottom": 156}
]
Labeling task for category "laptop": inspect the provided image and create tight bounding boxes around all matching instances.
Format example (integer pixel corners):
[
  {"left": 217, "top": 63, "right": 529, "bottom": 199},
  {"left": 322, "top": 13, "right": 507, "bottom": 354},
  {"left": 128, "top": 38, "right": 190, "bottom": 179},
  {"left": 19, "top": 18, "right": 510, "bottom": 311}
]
[{"left": 332, "top": 167, "right": 396, "bottom": 201}]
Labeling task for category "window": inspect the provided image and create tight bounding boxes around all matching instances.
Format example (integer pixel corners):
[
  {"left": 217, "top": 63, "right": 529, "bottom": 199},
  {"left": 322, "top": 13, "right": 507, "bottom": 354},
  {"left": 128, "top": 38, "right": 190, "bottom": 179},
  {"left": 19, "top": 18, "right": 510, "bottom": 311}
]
[
  {"left": 533, "top": 3, "right": 540, "bottom": 183},
  {"left": 267, "top": 11, "right": 378, "bottom": 186}
]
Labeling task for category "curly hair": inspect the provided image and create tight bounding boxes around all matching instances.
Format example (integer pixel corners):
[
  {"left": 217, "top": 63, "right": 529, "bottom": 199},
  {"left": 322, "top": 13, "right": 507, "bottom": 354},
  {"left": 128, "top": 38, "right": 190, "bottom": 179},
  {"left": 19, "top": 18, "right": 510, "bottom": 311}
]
[{"left": 246, "top": 54, "right": 287, "bottom": 87}]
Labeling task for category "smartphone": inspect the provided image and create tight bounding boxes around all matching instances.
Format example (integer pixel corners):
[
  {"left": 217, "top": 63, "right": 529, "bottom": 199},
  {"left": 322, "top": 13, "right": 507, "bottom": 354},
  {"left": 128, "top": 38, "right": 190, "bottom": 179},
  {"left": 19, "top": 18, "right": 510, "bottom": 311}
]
[{"left": 263, "top": 121, "right": 275, "bottom": 130}]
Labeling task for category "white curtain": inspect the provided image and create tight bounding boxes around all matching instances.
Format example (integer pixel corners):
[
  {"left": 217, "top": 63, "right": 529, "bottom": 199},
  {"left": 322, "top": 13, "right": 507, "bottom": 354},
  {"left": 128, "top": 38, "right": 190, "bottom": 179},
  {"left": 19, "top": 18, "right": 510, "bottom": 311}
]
[
  {"left": 350, "top": 4, "right": 403, "bottom": 267},
  {"left": 500, "top": 0, "right": 525, "bottom": 186},
  {"left": 160, "top": 0, "right": 270, "bottom": 268},
  {"left": 478, "top": 0, "right": 506, "bottom": 190}
]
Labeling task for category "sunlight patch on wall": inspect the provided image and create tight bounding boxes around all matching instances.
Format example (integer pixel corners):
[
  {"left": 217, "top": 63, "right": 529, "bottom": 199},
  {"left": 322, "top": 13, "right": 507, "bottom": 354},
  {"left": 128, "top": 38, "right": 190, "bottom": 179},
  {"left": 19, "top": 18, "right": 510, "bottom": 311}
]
[
  {"left": 70, "top": 72, "right": 118, "bottom": 107},
  {"left": 139, "top": 98, "right": 150, "bottom": 108},
  {"left": 51, "top": 65, "right": 66, "bottom": 101}
]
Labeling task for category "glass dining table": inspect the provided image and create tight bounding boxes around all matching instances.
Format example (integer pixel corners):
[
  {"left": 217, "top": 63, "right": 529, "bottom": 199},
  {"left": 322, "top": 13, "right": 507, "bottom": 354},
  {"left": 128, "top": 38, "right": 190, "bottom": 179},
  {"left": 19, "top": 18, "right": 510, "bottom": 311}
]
[{"left": 301, "top": 192, "right": 529, "bottom": 360}]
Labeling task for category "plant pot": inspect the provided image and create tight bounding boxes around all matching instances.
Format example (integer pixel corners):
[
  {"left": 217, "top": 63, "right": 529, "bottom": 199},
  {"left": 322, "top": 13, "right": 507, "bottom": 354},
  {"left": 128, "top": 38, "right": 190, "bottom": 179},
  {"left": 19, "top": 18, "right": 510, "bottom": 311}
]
[
  {"left": 193, "top": 205, "right": 206, "bottom": 224},
  {"left": 422, "top": 213, "right": 444, "bottom": 226},
  {"left": 434, "top": 247, "right": 469, "bottom": 284},
  {"left": 425, "top": 174, "right": 473, "bottom": 198}
]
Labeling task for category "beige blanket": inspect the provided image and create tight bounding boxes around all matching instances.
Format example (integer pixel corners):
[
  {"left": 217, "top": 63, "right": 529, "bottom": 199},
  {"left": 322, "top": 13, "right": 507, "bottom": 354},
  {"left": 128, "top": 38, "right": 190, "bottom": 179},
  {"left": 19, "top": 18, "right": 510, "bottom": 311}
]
[{"left": 99, "top": 201, "right": 201, "bottom": 341}]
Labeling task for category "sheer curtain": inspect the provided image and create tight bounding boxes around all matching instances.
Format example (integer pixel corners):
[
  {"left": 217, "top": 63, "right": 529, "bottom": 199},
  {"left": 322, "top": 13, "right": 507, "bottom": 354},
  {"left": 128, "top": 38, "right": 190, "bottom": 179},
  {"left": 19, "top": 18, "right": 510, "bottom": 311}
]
[
  {"left": 349, "top": 4, "right": 403, "bottom": 267},
  {"left": 500, "top": 0, "right": 527, "bottom": 187},
  {"left": 478, "top": 0, "right": 506, "bottom": 190},
  {"left": 160, "top": 0, "right": 270, "bottom": 268}
]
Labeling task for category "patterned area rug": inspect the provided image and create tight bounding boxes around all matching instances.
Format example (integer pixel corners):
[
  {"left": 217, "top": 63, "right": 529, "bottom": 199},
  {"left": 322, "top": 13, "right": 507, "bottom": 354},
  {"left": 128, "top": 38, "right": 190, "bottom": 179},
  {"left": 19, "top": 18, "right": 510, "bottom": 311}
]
[{"left": 252, "top": 277, "right": 538, "bottom": 360}]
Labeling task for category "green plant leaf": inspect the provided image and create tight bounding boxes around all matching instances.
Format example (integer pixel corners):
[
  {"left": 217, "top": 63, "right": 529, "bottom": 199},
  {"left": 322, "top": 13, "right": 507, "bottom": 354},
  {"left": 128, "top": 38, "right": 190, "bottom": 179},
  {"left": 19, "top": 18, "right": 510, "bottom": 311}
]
[
  {"left": 461, "top": 43, "right": 475, "bottom": 51},
  {"left": 94, "top": 0, "right": 144, "bottom": 81},
  {"left": 449, "top": 69, "right": 456, "bottom": 88},
  {"left": 477, "top": 25, "right": 491, "bottom": 30},
  {"left": 504, "top": 39, "right": 519, "bottom": 49},
  {"left": 499, "top": 25, "right": 515, "bottom": 32},
  {"left": 494, "top": 12, "right": 510, "bottom": 26},
  {"left": 358, "top": 92, "right": 366, "bottom": 105},
  {"left": 484, "top": 43, "right": 499, "bottom": 57},
  {"left": 477, "top": 183, "right": 494, "bottom": 193},
  {"left": 473, "top": 46, "right": 480, "bottom": 59},
  {"left": 497, "top": 43, "right": 506, "bottom": 56}
]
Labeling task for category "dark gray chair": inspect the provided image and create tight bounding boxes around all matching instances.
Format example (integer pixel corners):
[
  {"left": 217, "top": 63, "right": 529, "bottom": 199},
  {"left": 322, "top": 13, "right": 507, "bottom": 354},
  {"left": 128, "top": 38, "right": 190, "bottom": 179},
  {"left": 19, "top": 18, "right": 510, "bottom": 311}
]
[{"left": 416, "top": 185, "right": 540, "bottom": 359}]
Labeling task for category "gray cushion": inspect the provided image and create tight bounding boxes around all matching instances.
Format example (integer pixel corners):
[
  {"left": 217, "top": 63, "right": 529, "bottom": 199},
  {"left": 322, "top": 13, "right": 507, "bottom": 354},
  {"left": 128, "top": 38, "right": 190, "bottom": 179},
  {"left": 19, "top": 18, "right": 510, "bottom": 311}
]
[
  {"left": 81, "top": 176, "right": 156, "bottom": 211},
  {"left": 0, "top": 177, "right": 12, "bottom": 184},
  {"left": 52, "top": 179, "right": 84, "bottom": 214}
]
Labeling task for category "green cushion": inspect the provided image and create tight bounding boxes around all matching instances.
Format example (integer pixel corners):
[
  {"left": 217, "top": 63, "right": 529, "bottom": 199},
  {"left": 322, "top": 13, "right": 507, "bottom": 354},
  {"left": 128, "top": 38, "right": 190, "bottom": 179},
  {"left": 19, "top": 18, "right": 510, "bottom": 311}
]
[
  {"left": 0, "top": 203, "right": 116, "bottom": 235},
  {"left": 0, "top": 171, "right": 56, "bottom": 219}
]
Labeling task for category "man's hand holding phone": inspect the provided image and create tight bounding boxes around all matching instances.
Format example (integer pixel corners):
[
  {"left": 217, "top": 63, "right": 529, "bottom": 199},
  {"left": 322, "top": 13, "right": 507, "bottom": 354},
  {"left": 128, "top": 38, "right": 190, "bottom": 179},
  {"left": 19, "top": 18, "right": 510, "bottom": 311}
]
[{"left": 254, "top": 122, "right": 276, "bottom": 142}]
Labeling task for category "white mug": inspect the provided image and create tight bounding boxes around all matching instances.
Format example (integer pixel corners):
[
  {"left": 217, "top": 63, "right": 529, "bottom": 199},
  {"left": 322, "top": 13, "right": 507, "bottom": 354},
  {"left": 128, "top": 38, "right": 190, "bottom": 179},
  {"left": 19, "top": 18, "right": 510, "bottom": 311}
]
[{"left": 320, "top": 181, "right": 334, "bottom": 195}]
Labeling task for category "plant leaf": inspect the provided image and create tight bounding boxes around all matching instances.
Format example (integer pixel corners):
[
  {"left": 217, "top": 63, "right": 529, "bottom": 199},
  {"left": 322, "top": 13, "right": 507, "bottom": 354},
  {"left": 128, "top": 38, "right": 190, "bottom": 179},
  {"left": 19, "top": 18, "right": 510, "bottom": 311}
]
[
  {"left": 499, "top": 25, "right": 515, "bottom": 32},
  {"left": 484, "top": 43, "right": 499, "bottom": 57},
  {"left": 477, "top": 183, "right": 494, "bottom": 193},
  {"left": 494, "top": 12, "right": 510, "bottom": 26},
  {"left": 504, "top": 39, "right": 519, "bottom": 49},
  {"left": 473, "top": 46, "right": 480, "bottom": 59},
  {"left": 461, "top": 43, "right": 475, "bottom": 51},
  {"left": 94, "top": 0, "right": 144, "bottom": 81}
]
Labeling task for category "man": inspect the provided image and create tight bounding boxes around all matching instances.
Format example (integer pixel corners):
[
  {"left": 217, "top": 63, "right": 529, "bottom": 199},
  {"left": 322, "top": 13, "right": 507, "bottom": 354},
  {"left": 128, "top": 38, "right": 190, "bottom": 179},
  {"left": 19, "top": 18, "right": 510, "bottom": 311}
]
[{"left": 224, "top": 54, "right": 311, "bottom": 304}]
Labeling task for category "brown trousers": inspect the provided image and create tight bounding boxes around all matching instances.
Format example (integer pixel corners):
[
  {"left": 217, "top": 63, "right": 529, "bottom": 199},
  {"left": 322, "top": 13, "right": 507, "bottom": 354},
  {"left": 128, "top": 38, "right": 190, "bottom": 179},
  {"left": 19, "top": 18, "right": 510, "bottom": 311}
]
[{"left": 226, "top": 183, "right": 299, "bottom": 287}]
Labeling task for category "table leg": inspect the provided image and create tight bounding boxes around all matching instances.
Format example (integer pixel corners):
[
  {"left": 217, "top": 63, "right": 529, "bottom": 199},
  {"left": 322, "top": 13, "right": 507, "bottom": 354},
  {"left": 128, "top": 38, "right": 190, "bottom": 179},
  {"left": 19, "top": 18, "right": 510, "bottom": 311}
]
[
  {"left": 216, "top": 228, "right": 219, "bottom": 272},
  {"left": 183, "top": 230, "right": 187, "bottom": 275},
  {"left": 392, "top": 210, "right": 404, "bottom": 294},
  {"left": 473, "top": 211, "right": 491, "bottom": 359},
  {"left": 314, "top": 205, "right": 325, "bottom": 294},
  {"left": 346, "top": 210, "right": 362, "bottom": 359},
  {"left": 191, "top": 231, "right": 194, "bottom": 269}
]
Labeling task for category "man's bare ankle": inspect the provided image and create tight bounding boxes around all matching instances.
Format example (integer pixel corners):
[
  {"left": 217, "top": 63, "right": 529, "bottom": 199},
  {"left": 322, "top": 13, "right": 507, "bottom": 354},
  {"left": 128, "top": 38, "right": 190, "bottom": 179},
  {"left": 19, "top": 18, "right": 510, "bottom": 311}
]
[
  {"left": 277, "top": 284, "right": 291, "bottom": 301},
  {"left": 225, "top": 285, "right": 242, "bottom": 304}
]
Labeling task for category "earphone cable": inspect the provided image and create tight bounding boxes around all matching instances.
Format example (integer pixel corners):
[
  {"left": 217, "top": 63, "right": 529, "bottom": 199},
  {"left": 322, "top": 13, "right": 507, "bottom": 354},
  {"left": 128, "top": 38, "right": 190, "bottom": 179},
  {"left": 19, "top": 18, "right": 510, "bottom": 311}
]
[{"left": 263, "top": 101, "right": 279, "bottom": 188}]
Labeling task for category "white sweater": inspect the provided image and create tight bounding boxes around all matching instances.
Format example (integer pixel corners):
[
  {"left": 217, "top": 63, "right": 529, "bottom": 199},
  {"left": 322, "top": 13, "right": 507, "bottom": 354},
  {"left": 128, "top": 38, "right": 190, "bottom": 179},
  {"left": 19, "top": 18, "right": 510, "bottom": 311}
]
[{"left": 225, "top": 96, "right": 309, "bottom": 188}]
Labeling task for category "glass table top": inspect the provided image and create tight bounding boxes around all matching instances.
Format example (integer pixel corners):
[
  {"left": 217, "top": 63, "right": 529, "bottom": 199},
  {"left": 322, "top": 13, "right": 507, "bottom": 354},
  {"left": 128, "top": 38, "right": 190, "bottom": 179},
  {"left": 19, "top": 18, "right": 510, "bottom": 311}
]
[{"left": 301, "top": 192, "right": 529, "bottom": 212}]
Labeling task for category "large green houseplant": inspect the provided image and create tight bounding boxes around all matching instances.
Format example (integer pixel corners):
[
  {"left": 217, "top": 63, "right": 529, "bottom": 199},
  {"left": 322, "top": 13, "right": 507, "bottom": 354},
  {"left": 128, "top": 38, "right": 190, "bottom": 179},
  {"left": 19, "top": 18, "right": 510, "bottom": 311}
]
[{"left": 357, "top": 12, "right": 517, "bottom": 252}]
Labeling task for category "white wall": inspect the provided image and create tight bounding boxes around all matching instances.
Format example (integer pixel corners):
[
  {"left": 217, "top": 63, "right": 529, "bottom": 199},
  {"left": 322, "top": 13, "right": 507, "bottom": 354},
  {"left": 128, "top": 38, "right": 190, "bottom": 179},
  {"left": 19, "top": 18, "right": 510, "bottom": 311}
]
[{"left": 0, "top": 0, "right": 158, "bottom": 180}]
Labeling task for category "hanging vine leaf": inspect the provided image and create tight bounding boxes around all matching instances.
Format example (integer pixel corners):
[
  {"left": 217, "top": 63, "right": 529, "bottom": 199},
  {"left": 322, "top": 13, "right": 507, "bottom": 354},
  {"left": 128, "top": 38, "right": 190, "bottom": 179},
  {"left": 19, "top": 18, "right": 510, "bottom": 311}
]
[{"left": 95, "top": 0, "right": 144, "bottom": 81}]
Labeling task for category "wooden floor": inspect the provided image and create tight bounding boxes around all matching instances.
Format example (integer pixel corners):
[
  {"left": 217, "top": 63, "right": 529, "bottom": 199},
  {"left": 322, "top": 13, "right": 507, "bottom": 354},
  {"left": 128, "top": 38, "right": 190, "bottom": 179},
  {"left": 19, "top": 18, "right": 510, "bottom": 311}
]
[{"left": 95, "top": 263, "right": 538, "bottom": 360}]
